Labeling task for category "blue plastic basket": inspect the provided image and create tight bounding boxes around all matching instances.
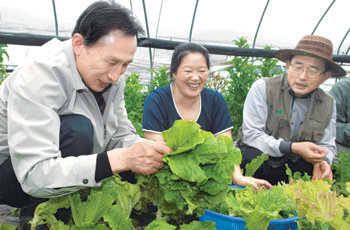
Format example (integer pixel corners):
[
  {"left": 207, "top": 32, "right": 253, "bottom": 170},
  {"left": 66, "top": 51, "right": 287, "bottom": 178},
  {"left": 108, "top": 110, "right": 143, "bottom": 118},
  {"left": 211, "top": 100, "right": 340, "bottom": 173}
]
[
  {"left": 200, "top": 210, "right": 298, "bottom": 230},
  {"left": 199, "top": 185, "right": 298, "bottom": 230}
]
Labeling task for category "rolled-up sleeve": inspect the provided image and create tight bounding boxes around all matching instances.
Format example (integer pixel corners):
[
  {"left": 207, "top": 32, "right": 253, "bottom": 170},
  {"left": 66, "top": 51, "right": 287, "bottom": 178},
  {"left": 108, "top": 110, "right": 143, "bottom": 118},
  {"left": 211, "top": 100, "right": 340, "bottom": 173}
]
[
  {"left": 8, "top": 63, "right": 98, "bottom": 198},
  {"left": 318, "top": 101, "right": 337, "bottom": 165}
]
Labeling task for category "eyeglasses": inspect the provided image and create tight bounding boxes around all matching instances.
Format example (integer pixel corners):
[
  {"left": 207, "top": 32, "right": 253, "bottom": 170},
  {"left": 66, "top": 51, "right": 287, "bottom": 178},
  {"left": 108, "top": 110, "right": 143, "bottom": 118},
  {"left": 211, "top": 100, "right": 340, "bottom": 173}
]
[{"left": 290, "top": 63, "right": 326, "bottom": 79}]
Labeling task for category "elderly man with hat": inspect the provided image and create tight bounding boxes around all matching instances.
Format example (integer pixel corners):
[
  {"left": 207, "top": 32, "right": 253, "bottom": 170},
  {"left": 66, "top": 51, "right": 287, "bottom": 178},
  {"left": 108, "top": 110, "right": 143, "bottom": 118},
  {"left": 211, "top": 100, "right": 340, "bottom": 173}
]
[{"left": 236, "top": 35, "right": 346, "bottom": 185}]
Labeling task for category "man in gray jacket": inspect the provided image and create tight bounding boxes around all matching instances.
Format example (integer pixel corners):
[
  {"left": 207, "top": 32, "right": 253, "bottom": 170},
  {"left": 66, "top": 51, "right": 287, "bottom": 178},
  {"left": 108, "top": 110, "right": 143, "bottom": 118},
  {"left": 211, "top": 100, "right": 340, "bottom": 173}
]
[
  {"left": 236, "top": 35, "right": 346, "bottom": 185},
  {"left": 0, "top": 1, "right": 171, "bottom": 208}
]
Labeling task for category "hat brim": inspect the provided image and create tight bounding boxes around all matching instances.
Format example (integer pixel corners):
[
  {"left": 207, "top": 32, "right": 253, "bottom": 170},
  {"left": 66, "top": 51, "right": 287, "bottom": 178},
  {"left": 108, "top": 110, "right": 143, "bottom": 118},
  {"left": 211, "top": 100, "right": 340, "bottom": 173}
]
[{"left": 274, "top": 49, "right": 346, "bottom": 78}]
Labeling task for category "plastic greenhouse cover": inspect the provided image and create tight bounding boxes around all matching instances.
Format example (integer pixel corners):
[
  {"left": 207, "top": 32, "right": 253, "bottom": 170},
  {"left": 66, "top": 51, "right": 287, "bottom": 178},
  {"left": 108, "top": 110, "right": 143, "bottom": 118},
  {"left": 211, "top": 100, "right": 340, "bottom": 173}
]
[{"left": 0, "top": 0, "right": 349, "bottom": 80}]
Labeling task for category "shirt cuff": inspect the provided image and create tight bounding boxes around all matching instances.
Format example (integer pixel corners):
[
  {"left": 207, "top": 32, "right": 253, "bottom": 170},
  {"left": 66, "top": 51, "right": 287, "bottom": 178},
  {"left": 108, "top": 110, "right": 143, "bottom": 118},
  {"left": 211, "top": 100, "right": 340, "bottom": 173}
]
[
  {"left": 323, "top": 154, "right": 332, "bottom": 166},
  {"left": 279, "top": 141, "right": 293, "bottom": 155},
  {"left": 95, "top": 151, "right": 113, "bottom": 182}
]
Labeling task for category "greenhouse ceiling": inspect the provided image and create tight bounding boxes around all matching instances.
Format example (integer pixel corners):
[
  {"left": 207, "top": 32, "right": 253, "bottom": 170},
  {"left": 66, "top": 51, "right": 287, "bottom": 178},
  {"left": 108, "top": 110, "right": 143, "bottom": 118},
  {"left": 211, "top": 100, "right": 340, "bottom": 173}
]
[{"left": 0, "top": 0, "right": 350, "bottom": 78}]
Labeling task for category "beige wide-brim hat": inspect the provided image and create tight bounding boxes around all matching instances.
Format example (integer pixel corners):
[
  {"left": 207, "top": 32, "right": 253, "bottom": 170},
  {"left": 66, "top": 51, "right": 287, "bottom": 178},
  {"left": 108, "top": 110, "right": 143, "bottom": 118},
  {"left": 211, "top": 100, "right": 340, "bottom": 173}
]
[{"left": 274, "top": 35, "right": 346, "bottom": 77}]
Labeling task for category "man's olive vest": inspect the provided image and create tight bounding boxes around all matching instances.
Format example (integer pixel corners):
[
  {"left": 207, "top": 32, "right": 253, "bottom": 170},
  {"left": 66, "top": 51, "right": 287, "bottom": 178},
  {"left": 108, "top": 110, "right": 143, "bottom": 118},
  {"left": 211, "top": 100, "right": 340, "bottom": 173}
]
[{"left": 237, "top": 74, "right": 333, "bottom": 164}]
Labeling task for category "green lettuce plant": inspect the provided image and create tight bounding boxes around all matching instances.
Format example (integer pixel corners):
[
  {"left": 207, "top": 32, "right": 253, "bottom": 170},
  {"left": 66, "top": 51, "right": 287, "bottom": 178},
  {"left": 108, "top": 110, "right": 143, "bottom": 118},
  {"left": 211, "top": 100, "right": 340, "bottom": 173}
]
[
  {"left": 0, "top": 222, "right": 17, "bottom": 230},
  {"left": 30, "top": 175, "right": 141, "bottom": 230},
  {"left": 332, "top": 151, "right": 350, "bottom": 197},
  {"left": 217, "top": 185, "right": 295, "bottom": 230},
  {"left": 144, "top": 220, "right": 215, "bottom": 230},
  {"left": 137, "top": 120, "right": 242, "bottom": 225},
  {"left": 284, "top": 179, "right": 350, "bottom": 230}
]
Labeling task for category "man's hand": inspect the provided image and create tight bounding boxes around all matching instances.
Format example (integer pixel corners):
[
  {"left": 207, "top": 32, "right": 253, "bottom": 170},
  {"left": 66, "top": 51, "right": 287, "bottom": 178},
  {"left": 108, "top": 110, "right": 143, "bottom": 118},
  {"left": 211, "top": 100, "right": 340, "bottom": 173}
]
[
  {"left": 107, "top": 140, "right": 172, "bottom": 175},
  {"left": 312, "top": 161, "right": 333, "bottom": 180},
  {"left": 291, "top": 142, "right": 328, "bottom": 163}
]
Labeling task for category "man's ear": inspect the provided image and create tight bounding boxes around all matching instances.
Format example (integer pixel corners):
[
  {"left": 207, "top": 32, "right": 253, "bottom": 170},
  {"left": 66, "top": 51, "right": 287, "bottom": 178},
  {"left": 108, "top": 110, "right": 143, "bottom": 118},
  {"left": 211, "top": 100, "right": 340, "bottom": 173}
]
[
  {"left": 72, "top": 33, "right": 85, "bottom": 56},
  {"left": 321, "top": 71, "right": 332, "bottom": 84},
  {"left": 286, "top": 60, "right": 291, "bottom": 70}
]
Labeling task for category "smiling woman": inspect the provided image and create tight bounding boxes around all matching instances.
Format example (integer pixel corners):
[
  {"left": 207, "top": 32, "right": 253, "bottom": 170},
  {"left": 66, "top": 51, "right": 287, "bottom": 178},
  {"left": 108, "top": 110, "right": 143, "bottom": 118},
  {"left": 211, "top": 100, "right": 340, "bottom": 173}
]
[
  {"left": 142, "top": 42, "right": 231, "bottom": 138},
  {"left": 142, "top": 42, "right": 272, "bottom": 189}
]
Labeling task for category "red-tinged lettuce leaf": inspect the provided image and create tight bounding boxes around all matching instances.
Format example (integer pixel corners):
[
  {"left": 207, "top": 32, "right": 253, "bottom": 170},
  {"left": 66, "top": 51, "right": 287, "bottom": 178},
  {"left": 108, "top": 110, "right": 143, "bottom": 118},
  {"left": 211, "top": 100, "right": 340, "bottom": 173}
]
[
  {"left": 30, "top": 196, "right": 71, "bottom": 228},
  {"left": 162, "top": 120, "right": 204, "bottom": 155},
  {"left": 284, "top": 179, "right": 350, "bottom": 229},
  {"left": 179, "top": 220, "right": 216, "bottom": 230},
  {"left": 103, "top": 205, "right": 135, "bottom": 230},
  {"left": 144, "top": 220, "right": 176, "bottom": 230},
  {"left": 69, "top": 192, "right": 114, "bottom": 226}
]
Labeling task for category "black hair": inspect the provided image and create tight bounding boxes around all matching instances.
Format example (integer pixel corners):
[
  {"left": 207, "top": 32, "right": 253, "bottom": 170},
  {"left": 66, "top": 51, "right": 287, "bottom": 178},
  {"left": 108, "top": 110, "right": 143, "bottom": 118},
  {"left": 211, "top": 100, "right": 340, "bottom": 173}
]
[
  {"left": 170, "top": 42, "right": 210, "bottom": 78},
  {"left": 72, "top": 1, "right": 144, "bottom": 46}
]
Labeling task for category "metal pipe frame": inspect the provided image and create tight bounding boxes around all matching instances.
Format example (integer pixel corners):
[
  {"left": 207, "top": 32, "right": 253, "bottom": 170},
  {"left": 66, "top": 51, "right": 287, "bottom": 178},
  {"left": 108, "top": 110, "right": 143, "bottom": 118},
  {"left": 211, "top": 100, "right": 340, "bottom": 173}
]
[
  {"left": 252, "top": 0, "right": 270, "bottom": 49},
  {"left": 189, "top": 0, "right": 199, "bottom": 42},
  {"left": 311, "top": 0, "right": 335, "bottom": 35},
  {"left": 1, "top": 34, "right": 350, "bottom": 63}
]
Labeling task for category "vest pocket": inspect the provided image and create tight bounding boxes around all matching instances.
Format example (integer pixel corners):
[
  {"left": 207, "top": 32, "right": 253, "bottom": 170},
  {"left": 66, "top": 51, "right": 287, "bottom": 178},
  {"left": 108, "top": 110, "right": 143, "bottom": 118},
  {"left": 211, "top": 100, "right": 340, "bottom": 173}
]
[
  {"left": 300, "top": 131, "right": 313, "bottom": 141},
  {"left": 312, "top": 129, "right": 324, "bottom": 142},
  {"left": 266, "top": 110, "right": 281, "bottom": 137},
  {"left": 300, "top": 129, "right": 324, "bottom": 142}
]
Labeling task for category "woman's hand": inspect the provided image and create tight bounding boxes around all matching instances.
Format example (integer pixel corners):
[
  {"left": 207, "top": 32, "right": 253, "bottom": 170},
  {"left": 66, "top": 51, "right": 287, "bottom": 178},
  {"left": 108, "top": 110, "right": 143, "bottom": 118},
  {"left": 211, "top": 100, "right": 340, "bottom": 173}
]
[
  {"left": 231, "top": 165, "right": 272, "bottom": 189},
  {"left": 234, "top": 175, "right": 273, "bottom": 190}
]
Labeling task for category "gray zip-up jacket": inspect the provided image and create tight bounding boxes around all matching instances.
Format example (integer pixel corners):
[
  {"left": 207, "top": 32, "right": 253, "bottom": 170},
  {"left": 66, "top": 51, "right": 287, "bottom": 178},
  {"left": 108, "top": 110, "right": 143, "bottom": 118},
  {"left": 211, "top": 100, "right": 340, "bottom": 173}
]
[{"left": 0, "top": 39, "right": 141, "bottom": 198}]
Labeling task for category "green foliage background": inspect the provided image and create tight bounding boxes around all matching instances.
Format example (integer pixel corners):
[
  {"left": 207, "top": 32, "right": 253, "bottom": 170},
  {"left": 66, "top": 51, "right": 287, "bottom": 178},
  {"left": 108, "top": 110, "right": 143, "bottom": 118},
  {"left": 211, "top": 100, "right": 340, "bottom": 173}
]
[
  {"left": 0, "top": 44, "right": 9, "bottom": 84},
  {"left": 124, "top": 38, "right": 283, "bottom": 141},
  {"left": 124, "top": 66, "right": 170, "bottom": 137}
]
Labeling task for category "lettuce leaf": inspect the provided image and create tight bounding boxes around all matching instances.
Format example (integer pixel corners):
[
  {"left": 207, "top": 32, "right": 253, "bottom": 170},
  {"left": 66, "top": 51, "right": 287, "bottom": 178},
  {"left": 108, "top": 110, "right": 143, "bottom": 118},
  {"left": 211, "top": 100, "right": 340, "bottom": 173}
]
[
  {"left": 144, "top": 220, "right": 176, "bottom": 230},
  {"left": 225, "top": 186, "right": 295, "bottom": 230},
  {"left": 140, "top": 120, "right": 241, "bottom": 224},
  {"left": 162, "top": 120, "right": 204, "bottom": 155},
  {"left": 30, "top": 175, "right": 140, "bottom": 229},
  {"left": 284, "top": 179, "right": 350, "bottom": 229},
  {"left": 179, "top": 220, "right": 216, "bottom": 230},
  {"left": 102, "top": 205, "right": 135, "bottom": 230},
  {"left": 30, "top": 195, "right": 71, "bottom": 228},
  {"left": 0, "top": 222, "right": 17, "bottom": 230},
  {"left": 69, "top": 192, "right": 114, "bottom": 226}
]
